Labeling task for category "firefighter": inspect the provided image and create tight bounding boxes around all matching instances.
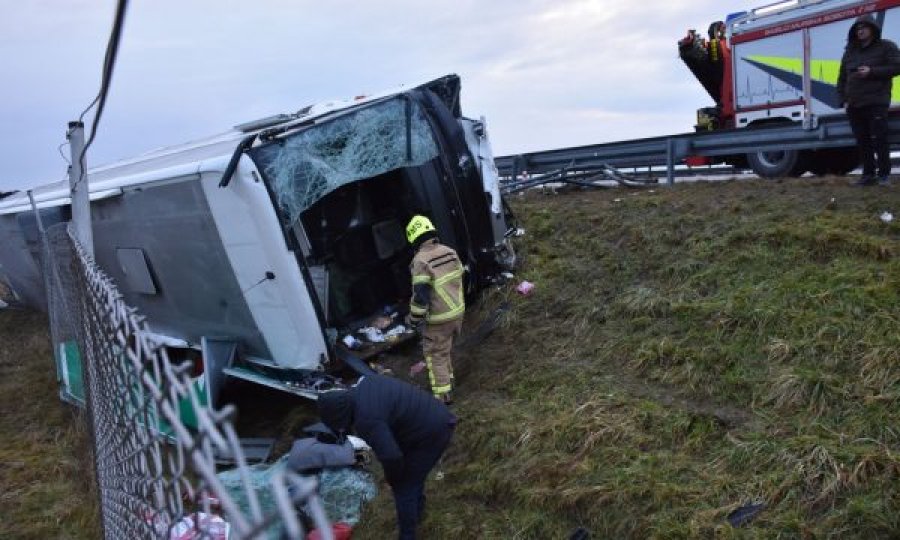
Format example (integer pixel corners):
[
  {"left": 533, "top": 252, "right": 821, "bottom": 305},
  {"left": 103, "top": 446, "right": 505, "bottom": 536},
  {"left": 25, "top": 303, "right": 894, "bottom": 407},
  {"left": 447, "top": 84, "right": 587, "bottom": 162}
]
[
  {"left": 317, "top": 374, "right": 457, "bottom": 540},
  {"left": 838, "top": 14, "right": 900, "bottom": 186},
  {"left": 404, "top": 215, "right": 464, "bottom": 404}
]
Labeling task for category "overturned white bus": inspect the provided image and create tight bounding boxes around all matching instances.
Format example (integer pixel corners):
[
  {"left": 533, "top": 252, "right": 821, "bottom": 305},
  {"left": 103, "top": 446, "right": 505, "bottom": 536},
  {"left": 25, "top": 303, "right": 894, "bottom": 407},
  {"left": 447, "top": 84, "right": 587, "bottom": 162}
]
[{"left": 0, "top": 74, "right": 516, "bottom": 405}]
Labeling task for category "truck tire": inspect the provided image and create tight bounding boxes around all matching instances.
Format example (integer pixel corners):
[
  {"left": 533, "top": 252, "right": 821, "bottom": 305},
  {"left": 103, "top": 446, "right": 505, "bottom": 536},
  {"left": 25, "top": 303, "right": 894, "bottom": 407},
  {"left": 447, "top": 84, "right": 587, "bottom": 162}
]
[{"left": 746, "top": 149, "right": 806, "bottom": 178}]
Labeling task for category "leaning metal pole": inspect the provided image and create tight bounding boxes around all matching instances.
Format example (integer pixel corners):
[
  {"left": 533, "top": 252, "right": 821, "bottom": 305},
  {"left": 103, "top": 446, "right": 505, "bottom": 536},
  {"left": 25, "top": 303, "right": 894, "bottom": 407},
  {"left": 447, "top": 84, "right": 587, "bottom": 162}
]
[{"left": 67, "top": 121, "right": 94, "bottom": 257}]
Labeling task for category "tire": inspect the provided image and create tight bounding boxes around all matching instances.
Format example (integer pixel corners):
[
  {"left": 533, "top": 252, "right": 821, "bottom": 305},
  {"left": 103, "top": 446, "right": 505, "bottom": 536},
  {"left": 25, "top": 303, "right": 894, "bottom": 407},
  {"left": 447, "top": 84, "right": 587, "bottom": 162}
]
[{"left": 746, "top": 149, "right": 805, "bottom": 178}]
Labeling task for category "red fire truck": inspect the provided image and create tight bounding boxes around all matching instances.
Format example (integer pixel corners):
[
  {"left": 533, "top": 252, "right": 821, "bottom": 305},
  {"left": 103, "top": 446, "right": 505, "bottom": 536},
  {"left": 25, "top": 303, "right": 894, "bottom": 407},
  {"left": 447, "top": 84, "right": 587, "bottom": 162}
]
[{"left": 679, "top": 0, "right": 900, "bottom": 177}]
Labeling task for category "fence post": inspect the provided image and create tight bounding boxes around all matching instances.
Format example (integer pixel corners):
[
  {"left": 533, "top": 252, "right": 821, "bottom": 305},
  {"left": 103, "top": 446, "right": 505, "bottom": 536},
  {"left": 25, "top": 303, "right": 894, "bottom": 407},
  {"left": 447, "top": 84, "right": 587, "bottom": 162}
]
[
  {"left": 67, "top": 121, "right": 94, "bottom": 257},
  {"left": 666, "top": 138, "right": 675, "bottom": 186}
]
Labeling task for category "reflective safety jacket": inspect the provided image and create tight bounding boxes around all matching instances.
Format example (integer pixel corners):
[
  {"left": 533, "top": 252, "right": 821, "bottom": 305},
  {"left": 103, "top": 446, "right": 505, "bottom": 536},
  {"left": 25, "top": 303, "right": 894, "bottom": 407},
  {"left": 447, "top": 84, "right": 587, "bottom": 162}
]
[{"left": 408, "top": 239, "right": 465, "bottom": 325}]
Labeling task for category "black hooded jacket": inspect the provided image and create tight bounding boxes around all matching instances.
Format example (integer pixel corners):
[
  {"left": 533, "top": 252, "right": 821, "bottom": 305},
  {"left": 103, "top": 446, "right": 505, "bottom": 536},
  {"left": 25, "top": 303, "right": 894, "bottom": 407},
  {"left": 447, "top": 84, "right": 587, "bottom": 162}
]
[
  {"left": 837, "top": 15, "right": 900, "bottom": 108},
  {"left": 317, "top": 374, "right": 455, "bottom": 482}
]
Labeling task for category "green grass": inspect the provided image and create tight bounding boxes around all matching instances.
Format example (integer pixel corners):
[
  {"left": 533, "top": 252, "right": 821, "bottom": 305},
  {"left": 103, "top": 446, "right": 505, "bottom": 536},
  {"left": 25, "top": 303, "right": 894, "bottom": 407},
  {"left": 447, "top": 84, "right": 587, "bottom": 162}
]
[
  {"left": 354, "top": 177, "right": 900, "bottom": 538},
  {"left": 0, "top": 310, "right": 99, "bottom": 539},
  {"left": 6, "top": 177, "right": 900, "bottom": 538}
]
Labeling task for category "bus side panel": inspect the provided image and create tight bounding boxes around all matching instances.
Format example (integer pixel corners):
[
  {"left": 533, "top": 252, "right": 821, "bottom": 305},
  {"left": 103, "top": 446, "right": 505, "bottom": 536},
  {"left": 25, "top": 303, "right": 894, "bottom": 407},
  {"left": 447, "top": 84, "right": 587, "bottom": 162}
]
[
  {"left": 90, "top": 178, "right": 271, "bottom": 358},
  {"left": 0, "top": 215, "right": 43, "bottom": 308}
]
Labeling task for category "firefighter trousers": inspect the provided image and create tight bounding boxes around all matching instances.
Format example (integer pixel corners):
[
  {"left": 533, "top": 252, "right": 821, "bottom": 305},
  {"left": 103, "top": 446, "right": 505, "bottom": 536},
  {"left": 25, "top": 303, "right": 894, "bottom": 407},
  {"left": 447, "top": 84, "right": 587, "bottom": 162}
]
[{"left": 422, "top": 318, "right": 462, "bottom": 397}]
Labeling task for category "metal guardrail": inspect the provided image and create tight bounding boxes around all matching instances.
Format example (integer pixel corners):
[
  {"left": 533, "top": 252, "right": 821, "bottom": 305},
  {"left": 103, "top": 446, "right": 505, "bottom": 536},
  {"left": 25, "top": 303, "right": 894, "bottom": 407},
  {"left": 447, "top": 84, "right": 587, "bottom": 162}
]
[{"left": 495, "top": 114, "right": 900, "bottom": 182}]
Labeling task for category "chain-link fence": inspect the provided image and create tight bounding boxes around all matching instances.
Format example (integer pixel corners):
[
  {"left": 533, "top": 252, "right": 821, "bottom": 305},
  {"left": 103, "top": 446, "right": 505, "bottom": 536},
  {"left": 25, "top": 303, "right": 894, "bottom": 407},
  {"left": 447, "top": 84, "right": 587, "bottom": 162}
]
[{"left": 40, "top": 222, "right": 333, "bottom": 539}]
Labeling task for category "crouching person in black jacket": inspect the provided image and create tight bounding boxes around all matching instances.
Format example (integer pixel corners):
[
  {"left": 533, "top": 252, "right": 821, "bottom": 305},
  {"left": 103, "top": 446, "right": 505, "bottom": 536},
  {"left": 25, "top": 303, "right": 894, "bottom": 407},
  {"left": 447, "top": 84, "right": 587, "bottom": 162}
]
[{"left": 317, "top": 374, "right": 457, "bottom": 540}]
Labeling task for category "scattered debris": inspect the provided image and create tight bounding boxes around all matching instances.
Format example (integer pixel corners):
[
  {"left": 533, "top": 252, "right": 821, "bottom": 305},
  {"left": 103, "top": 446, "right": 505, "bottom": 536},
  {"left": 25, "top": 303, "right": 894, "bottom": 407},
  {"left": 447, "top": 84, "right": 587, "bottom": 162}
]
[
  {"left": 359, "top": 327, "right": 386, "bottom": 343},
  {"left": 306, "top": 522, "right": 353, "bottom": 540},
  {"left": 342, "top": 334, "right": 362, "bottom": 350},
  {"left": 726, "top": 502, "right": 766, "bottom": 527},
  {"left": 409, "top": 361, "right": 427, "bottom": 377},
  {"left": 214, "top": 438, "right": 275, "bottom": 465},
  {"left": 287, "top": 438, "right": 356, "bottom": 472},
  {"left": 169, "top": 513, "right": 230, "bottom": 540},
  {"left": 516, "top": 281, "right": 535, "bottom": 296},
  {"left": 569, "top": 527, "right": 591, "bottom": 540},
  {"left": 369, "top": 361, "right": 394, "bottom": 376}
]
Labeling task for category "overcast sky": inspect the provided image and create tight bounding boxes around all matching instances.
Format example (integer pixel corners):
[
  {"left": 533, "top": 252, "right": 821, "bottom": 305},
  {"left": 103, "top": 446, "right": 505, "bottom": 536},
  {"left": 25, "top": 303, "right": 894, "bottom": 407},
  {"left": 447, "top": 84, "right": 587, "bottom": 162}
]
[{"left": 1, "top": 0, "right": 755, "bottom": 192}]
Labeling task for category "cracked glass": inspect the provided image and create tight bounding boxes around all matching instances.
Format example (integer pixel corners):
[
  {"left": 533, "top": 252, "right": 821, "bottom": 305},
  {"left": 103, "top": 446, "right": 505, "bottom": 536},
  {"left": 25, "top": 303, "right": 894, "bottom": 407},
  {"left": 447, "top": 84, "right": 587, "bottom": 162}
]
[{"left": 252, "top": 97, "right": 440, "bottom": 223}]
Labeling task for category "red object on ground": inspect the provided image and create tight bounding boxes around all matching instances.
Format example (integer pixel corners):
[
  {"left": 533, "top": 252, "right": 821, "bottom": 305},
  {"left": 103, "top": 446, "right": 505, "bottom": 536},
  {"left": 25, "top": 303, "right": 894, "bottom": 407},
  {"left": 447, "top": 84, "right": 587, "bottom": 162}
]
[
  {"left": 684, "top": 155, "right": 711, "bottom": 167},
  {"left": 307, "top": 522, "right": 353, "bottom": 540}
]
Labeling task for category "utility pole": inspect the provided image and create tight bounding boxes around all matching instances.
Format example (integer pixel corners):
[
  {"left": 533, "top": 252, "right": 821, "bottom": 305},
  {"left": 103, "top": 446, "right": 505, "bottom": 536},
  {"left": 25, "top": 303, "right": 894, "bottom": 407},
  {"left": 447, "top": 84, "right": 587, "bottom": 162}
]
[{"left": 67, "top": 121, "right": 94, "bottom": 257}]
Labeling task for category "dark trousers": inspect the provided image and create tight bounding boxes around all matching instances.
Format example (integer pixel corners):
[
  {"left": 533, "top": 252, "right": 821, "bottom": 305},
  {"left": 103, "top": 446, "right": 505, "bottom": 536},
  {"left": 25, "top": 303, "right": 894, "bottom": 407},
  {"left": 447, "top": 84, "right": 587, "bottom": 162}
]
[
  {"left": 391, "top": 424, "right": 455, "bottom": 540},
  {"left": 847, "top": 104, "right": 891, "bottom": 178}
]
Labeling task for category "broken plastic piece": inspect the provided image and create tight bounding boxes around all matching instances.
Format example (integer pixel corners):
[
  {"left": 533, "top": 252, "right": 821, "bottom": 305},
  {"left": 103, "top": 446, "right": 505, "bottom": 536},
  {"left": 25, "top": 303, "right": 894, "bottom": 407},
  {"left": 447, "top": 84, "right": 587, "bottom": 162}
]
[
  {"left": 726, "top": 503, "right": 765, "bottom": 527},
  {"left": 359, "top": 327, "right": 385, "bottom": 343},
  {"left": 409, "top": 361, "right": 427, "bottom": 376},
  {"left": 342, "top": 334, "right": 361, "bottom": 349},
  {"left": 307, "top": 522, "right": 353, "bottom": 540},
  {"left": 168, "top": 512, "right": 230, "bottom": 540},
  {"left": 383, "top": 325, "right": 407, "bottom": 339},
  {"left": 371, "top": 315, "right": 392, "bottom": 330},
  {"left": 880, "top": 211, "right": 894, "bottom": 223},
  {"left": 516, "top": 281, "right": 535, "bottom": 296}
]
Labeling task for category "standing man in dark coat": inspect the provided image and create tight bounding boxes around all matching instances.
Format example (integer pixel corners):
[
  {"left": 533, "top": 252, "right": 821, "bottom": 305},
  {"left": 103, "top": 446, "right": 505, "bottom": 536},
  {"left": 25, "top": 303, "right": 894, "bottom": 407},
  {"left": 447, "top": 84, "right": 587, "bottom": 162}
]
[
  {"left": 838, "top": 14, "right": 900, "bottom": 186},
  {"left": 317, "top": 374, "right": 457, "bottom": 540}
]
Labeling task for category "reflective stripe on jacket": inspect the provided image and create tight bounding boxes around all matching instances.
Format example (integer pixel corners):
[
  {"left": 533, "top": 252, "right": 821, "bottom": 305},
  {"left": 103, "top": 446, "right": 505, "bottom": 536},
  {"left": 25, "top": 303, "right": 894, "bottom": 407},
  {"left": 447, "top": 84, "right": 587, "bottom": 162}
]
[{"left": 409, "top": 239, "right": 465, "bottom": 324}]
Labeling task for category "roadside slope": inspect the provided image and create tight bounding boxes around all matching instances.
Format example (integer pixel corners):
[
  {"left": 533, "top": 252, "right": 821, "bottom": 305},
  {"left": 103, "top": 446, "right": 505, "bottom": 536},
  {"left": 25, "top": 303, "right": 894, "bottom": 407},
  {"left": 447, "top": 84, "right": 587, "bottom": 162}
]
[
  {"left": 357, "top": 177, "right": 900, "bottom": 538},
  {"left": 0, "top": 310, "right": 99, "bottom": 539},
  {"left": 4, "top": 176, "right": 898, "bottom": 538}
]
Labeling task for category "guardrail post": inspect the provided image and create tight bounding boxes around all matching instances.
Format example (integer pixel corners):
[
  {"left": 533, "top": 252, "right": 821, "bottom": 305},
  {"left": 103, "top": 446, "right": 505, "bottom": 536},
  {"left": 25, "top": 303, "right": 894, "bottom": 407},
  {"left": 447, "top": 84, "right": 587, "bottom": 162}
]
[
  {"left": 512, "top": 155, "right": 521, "bottom": 186},
  {"left": 666, "top": 138, "right": 675, "bottom": 186}
]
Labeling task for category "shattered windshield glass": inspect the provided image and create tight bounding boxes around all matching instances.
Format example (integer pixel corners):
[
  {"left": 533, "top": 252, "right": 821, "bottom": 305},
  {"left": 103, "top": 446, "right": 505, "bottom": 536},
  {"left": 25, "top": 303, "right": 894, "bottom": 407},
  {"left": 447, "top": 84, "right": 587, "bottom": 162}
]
[{"left": 252, "top": 97, "right": 440, "bottom": 223}]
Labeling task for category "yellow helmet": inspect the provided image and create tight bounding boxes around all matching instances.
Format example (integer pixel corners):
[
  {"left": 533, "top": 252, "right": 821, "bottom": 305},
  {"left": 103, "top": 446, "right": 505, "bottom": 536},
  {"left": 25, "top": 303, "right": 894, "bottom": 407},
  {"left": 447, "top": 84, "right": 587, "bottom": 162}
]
[{"left": 406, "top": 215, "right": 436, "bottom": 244}]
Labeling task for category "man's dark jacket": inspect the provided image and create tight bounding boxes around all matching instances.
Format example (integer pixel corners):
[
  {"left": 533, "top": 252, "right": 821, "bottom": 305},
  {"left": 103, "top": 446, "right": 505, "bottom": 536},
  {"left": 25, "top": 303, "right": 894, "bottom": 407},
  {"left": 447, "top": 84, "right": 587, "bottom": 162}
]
[
  {"left": 317, "top": 374, "right": 455, "bottom": 483},
  {"left": 838, "top": 15, "right": 900, "bottom": 108}
]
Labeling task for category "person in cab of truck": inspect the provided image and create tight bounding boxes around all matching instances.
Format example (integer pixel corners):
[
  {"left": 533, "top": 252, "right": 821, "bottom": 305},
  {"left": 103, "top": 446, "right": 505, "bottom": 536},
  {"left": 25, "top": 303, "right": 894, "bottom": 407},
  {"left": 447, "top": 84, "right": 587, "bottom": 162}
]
[
  {"left": 403, "top": 215, "right": 465, "bottom": 405},
  {"left": 317, "top": 374, "right": 457, "bottom": 540},
  {"left": 838, "top": 14, "right": 900, "bottom": 187}
]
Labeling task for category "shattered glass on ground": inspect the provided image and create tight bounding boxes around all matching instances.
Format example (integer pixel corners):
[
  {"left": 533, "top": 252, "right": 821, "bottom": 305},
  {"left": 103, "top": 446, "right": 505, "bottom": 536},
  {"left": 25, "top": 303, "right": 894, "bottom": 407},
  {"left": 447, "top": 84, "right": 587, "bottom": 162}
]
[
  {"left": 218, "top": 456, "right": 377, "bottom": 534},
  {"left": 254, "top": 97, "right": 440, "bottom": 222}
]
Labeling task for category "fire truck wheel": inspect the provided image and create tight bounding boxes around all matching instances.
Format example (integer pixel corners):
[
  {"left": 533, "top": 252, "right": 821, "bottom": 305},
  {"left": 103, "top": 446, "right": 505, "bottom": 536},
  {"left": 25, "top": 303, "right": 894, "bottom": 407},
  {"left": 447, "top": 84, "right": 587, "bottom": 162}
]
[{"left": 746, "top": 149, "right": 805, "bottom": 179}]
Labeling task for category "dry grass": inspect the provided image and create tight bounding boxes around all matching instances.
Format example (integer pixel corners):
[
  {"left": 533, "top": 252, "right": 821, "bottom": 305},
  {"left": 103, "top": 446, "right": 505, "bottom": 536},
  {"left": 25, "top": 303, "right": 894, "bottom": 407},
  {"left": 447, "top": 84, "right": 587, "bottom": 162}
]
[
  {"left": 0, "top": 309, "right": 99, "bottom": 539},
  {"left": 7, "top": 176, "right": 900, "bottom": 539}
]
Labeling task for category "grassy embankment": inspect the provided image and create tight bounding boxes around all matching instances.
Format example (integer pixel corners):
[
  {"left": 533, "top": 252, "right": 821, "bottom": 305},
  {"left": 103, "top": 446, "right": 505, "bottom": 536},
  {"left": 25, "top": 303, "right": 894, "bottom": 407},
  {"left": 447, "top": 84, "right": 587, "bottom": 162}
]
[
  {"left": 0, "top": 309, "right": 99, "bottom": 539},
  {"left": 355, "top": 177, "right": 900, "bottom": 538},
  {"left": 4, "top": 177, "right": 898, "bottom": 538}
]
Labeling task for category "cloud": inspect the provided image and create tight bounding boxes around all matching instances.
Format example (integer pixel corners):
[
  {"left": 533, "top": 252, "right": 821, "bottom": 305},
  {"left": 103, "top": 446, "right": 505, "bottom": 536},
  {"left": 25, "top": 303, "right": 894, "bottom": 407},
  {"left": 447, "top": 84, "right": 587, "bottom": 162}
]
[{"left": 0, "top": 0, "right": 752, "bottom": 190}]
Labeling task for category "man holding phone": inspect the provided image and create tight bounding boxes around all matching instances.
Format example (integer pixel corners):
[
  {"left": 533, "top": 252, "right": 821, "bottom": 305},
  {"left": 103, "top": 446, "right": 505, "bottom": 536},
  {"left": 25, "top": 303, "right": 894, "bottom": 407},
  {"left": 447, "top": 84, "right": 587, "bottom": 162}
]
[{"left": 837, "top": 14, "right": 900, "bottom": 186}]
